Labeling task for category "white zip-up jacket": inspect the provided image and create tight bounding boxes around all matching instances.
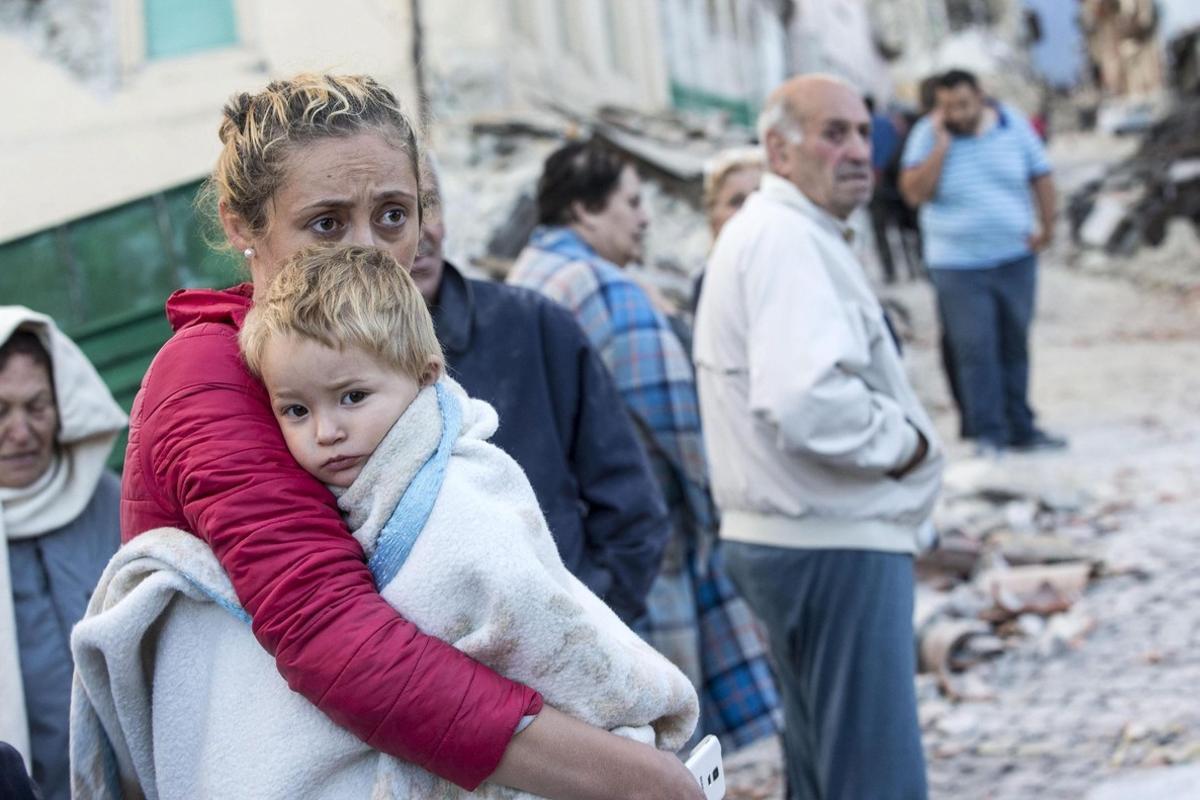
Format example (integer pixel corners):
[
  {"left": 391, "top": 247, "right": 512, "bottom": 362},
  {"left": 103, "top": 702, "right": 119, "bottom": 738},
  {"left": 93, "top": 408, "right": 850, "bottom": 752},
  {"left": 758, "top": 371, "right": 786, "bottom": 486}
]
[{"left": 694, "top": 174, "right": 943, "bottom": 554}]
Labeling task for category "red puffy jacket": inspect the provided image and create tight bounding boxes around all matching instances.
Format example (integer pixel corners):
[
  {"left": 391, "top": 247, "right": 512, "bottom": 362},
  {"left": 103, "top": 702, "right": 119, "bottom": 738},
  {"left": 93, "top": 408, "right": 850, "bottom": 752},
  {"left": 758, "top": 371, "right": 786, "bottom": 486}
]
[{"left": 121, "top": 285, "right": 541, "bottom": 790}]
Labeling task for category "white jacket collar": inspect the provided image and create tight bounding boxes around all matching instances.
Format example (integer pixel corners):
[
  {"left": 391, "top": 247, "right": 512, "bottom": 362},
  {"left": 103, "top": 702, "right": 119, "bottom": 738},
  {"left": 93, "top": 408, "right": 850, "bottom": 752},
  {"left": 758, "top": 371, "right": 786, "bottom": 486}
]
[{"left": 758, "top": 173, "right": 856, "bottom": 244}]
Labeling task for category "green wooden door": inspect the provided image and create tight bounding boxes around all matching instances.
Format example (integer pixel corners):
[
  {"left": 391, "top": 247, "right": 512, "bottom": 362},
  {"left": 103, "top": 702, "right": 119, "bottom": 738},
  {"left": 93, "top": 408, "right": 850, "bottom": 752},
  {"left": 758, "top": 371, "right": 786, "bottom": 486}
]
[{"left": 0, "top": 180, "right": 241, "bottom": 468}]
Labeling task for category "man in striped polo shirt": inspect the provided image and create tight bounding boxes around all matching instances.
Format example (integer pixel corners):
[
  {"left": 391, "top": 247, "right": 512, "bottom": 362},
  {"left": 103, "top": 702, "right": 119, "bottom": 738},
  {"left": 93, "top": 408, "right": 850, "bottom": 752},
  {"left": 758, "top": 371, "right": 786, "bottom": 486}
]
[{"left": 900, "top": 69, "right": 1066, "bottom": 454}]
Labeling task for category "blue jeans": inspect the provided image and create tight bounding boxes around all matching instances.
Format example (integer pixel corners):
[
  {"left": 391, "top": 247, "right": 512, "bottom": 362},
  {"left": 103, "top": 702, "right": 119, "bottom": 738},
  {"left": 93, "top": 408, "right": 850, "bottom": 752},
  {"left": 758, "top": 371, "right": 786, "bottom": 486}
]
[
  {"left": 723, "top": 543, "right": 927, "bottom": 800},
  {"left": 930, "top": 255, "right": 1037, "bottom": 446}
]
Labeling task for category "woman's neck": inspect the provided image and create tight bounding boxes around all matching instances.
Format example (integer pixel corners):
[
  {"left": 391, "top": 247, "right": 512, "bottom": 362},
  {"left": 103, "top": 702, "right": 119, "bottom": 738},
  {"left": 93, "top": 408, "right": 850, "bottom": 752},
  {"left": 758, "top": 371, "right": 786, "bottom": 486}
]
[{"left": 566, "top": 223, "right": 619, "bottom": 265}]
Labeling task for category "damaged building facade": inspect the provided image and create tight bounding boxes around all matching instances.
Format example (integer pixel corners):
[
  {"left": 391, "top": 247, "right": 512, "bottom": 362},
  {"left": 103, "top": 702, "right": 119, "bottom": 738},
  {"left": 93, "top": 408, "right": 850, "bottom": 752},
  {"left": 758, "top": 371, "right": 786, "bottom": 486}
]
[
  {"left": 0, "top": 0, "right": 428, "bottom": 456},
  {"left": 867, "top": 0, "right": 1043, "bottom": 109},
  {"left": 0, "top": 0, "right": 897, "bottom": 438}
]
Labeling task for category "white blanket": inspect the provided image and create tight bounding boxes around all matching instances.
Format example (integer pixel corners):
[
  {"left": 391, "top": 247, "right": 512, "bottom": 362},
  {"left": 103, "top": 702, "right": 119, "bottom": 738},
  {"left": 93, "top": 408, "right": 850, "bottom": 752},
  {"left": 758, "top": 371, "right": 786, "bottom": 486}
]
[{"left": 71, "top": 379, "right": 697, "bottom": 799}]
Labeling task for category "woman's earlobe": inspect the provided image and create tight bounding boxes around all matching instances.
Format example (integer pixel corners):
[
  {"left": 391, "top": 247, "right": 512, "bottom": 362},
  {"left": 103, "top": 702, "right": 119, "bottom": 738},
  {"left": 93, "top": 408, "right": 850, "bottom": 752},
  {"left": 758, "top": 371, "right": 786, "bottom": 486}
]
[
  {"left": 218, "top": 200, "right": 253, "bottom": 253},
  {"left": 568, "top": 200, "right": 589, "bottom": 228}
]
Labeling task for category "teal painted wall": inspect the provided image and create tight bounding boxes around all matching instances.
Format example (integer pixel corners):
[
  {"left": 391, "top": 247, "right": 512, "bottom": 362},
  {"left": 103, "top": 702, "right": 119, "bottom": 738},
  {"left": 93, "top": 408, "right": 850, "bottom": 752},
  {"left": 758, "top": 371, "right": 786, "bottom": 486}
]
[
  {"left": 144, "top": 0, "right": 238, "bottom": 60},
  {"left": 669, "top": 80, "right": 755, "bottom": 128}
]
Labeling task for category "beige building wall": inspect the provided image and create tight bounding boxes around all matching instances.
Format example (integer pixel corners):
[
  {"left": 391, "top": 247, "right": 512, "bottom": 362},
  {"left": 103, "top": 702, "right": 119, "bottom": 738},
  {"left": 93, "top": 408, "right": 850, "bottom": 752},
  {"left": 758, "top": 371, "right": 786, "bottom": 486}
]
[
  {"left": 658, "top": 0, "right": 788, "bottom": 127},
  {"left": 789, "top": 0, "right": 891, "bottom": 101},
  {"left": 3, "top": 0, "right": 678, "bottom": 242},
  {"left": 423, "top": 0, "right": 671, "bottom": 117},
  {"left": 867, "top": 0, "right": 1034, "bottom": 107},
  {"left": 2, "top": 0, "right": 418, "bottom": 243}
]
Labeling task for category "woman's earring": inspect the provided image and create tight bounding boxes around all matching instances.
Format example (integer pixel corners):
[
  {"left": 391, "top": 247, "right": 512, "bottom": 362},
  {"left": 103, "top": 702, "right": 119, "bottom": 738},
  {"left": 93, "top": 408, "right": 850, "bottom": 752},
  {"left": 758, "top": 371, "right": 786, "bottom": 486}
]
[{"left": 243, "top": 247, "right": 256, "bottom": 260}]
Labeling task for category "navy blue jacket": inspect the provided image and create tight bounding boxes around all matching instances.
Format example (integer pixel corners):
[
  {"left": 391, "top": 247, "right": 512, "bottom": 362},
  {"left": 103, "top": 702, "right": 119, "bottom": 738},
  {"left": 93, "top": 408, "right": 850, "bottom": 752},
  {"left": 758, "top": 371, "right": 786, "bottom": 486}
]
[{"left": 431, "top": 262, "right": 669, "bottom": 622}]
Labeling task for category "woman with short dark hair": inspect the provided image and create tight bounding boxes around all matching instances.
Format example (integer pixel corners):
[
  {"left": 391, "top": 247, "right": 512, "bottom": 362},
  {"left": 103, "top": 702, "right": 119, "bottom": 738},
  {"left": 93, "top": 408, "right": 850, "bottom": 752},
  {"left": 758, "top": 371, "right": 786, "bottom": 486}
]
[
  {"left": 509, "top": 139, "right": 782, "bottom": 753},
  {"left": 417, "top": 155, "right": 670, "bottom": 625}
]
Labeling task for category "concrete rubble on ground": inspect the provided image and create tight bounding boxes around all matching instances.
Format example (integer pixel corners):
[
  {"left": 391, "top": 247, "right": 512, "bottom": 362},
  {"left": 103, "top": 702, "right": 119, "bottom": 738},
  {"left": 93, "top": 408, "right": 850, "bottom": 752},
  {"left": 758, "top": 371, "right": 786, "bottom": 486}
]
[
  {"left": 917, "top": 419, "right": 1200, "bottom": 797},
  {"left": 914, "top": 460, "right": 1121, "bottom": 702},
  {"left": 1086, "top": 763, "right": 1200, "bottom": 799}
]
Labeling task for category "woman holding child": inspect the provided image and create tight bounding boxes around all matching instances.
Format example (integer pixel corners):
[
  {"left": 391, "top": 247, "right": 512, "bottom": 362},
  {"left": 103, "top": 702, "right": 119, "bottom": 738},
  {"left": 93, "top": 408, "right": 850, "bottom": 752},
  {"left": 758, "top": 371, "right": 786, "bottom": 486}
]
[{"left": 71, "top": 74, "right": 702, "bottom": 798}]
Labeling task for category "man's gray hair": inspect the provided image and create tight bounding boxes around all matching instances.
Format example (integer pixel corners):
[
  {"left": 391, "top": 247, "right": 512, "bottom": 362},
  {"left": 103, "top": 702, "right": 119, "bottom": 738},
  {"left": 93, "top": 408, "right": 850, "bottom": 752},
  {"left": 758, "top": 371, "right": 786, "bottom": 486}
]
[
  {"left": 419, "top": 150, "right": 443, "bottom": 218},
  {"left": 756, "top": 97, "right": 803, "bottom": 145}
]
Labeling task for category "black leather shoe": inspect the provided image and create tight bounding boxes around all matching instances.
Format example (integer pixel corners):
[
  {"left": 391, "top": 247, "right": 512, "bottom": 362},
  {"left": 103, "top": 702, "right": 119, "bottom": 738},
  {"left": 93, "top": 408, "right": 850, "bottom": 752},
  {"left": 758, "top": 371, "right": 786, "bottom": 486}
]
[{"left": 1011, "top": 429, "right": 1068, "bottom": 452}]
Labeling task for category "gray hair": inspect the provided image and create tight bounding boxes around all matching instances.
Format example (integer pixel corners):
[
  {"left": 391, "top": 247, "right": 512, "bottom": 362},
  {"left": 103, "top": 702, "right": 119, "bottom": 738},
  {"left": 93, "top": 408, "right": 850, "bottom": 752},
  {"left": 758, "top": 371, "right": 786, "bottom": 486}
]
[
  {"left": 756, "top": 97, "right": 803, "bottom": 145},
  {"left": 420, "top": 150, "right": 443, "bottom": 213}
]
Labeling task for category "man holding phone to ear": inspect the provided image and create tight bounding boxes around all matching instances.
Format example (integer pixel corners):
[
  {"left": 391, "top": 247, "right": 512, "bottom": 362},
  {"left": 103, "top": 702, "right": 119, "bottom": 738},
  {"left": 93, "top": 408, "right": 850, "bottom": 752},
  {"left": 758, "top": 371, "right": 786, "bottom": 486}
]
[
  {"left": 695, "top": 74, "right": 942, "bottom": 799},
  {"left": 900, "top": 68, "right": 1065, "bottom": 456}
]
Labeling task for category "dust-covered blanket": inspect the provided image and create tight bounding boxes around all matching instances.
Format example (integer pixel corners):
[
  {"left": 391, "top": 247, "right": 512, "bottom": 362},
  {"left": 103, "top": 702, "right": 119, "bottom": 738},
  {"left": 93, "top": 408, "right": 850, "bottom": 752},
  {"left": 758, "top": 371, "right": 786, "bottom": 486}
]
[{"left": 70, "top": 379, "right": 697, "bottom": 799}]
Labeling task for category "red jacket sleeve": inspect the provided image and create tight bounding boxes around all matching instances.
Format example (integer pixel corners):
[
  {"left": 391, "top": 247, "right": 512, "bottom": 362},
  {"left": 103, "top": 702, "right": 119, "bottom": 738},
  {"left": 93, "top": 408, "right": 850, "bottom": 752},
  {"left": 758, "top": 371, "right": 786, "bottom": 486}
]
[{"left": 139, "top": 326, "right": 541, "bottom": 789}]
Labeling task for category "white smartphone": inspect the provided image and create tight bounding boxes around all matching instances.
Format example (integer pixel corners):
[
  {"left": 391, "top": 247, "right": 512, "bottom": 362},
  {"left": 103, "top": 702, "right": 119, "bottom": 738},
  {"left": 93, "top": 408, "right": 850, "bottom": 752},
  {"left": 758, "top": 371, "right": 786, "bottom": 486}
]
[{"left": 685, "top": 735, "right": 726, "bottom": 800}]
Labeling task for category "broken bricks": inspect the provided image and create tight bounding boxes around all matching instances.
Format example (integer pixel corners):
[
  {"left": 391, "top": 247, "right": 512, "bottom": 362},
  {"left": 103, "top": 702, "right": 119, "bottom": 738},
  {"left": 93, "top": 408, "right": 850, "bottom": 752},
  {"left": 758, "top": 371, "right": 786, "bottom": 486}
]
[
  {"left": 976, "top": 562, "right": 1094, "bottom": 622},
  {"left": 914, "top": 474, "right": 1116, "bottom": 700}
]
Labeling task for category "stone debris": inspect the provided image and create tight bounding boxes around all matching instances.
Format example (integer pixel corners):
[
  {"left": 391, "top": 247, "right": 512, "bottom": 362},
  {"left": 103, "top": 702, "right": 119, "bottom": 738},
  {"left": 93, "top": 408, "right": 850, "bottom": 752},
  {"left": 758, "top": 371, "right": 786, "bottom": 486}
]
[
  {"left": 1087, "top": 764, "right": 1200, "bottom": 800},
  {"left": 913, "top": 471, "right": 1111, "bottom": 703},
  {"left": 723, "top": 737, "right": 784, "bottom": 800},
  {"left": 1035, "top": 607, "right": 1098, "bottom": 658},
  {"left": 977, "top": 561, "right": 1092, "bottom": 619},
  {"left": 431, "top": 103, "right": 726, "bottom": 309},
  {"left": 1067, "top": 95, "right": 1200, "bottom": 284}
]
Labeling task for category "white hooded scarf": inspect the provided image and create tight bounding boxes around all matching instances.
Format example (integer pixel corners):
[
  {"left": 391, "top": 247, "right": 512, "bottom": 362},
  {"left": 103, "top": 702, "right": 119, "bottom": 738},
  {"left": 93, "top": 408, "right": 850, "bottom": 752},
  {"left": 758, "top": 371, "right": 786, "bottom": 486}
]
[{"left": 0, "top": 306, "right": 127, "bottom": 768}]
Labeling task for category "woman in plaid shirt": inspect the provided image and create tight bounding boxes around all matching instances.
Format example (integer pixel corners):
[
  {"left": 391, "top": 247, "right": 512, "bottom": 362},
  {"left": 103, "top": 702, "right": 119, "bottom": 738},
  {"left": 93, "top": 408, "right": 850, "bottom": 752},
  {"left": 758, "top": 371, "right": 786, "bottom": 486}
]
[{"left": 509, "top": 140, "right": 781, "bottom": 753}]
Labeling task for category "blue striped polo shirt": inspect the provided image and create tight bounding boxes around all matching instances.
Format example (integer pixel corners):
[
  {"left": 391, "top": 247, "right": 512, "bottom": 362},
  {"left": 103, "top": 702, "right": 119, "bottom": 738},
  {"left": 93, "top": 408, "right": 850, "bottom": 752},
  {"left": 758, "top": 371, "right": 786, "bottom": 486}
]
[{"left": 902, "top": 103, "right": 1051, "bottom": 269}]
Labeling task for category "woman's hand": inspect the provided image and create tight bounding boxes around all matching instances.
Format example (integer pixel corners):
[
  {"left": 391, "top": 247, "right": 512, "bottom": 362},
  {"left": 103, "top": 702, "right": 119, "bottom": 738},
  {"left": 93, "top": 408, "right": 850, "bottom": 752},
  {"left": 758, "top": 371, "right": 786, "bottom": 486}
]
[
  {"left": 647, "top": 747, "right": 708, "bottom": 800},
  {"left": 491, "top": 705, "right": 704, "bottom": 800}
]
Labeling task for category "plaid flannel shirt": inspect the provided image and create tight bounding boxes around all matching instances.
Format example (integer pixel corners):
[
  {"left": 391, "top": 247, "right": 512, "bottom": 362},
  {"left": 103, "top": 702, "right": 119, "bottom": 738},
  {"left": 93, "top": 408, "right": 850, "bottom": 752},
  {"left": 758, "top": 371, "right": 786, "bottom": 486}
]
[
  {"left": 510, "top": 227, "right": 781, "bottom": 750},
  {"left": 509, "top": 227, "right": 714, "bottom": 544}
]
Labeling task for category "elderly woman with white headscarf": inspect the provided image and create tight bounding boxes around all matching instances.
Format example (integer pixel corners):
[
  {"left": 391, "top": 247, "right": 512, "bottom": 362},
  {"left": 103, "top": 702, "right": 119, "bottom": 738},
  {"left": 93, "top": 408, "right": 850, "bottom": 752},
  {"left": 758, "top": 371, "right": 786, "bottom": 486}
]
[{"left": 0, "top": 306, "right": 127, "bottom": 800}]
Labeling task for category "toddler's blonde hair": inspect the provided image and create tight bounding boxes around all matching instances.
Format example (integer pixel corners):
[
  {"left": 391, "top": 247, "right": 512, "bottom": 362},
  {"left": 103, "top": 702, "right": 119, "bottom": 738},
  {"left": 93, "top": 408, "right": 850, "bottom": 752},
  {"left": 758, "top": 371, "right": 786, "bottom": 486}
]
[{"left": 240, "top": 244, "right": 444, "bottom": 383}]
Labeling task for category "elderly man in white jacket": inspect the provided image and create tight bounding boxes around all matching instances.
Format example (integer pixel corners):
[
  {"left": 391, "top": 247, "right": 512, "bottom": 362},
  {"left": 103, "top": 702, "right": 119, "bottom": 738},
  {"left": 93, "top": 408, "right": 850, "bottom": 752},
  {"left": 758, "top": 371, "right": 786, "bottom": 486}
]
[{"left": 694, "top": 74, "right": 943, "bottom": 800}]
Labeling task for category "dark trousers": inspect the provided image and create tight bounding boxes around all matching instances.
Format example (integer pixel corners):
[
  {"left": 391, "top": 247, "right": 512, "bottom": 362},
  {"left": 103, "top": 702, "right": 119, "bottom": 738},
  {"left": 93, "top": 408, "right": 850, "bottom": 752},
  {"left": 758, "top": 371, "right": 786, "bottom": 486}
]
[
  {"left": 723, "top": 544, "right": 927, "bottom": 800},
  {"left": 869, "top": 196, "right": 899, "bottom": 284},
  {"left": 930, "top": 255, "right": 1037, "bottom": 446},
  {"left": 0, "top": 742, "right": 40, "bottom": 800}
]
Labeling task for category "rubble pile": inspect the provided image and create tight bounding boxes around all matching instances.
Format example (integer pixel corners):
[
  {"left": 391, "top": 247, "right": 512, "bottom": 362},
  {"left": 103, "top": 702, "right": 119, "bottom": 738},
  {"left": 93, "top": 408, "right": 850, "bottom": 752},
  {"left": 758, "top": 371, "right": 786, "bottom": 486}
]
[
  {"left": 1168, "top": 26, "right": 1200, "bottom": 97},
  {"left": 1067, "top": 96, "right": 1200, "bottom": 287},
  {"left": 430, "top": 90, "right": 743, "bottom": 307},
  {"left": 914, "top": 386, "right": 1200, "bottom": 797},
  {"left": 914, "top": 466, "right": 1136, "bottom": 703}
]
